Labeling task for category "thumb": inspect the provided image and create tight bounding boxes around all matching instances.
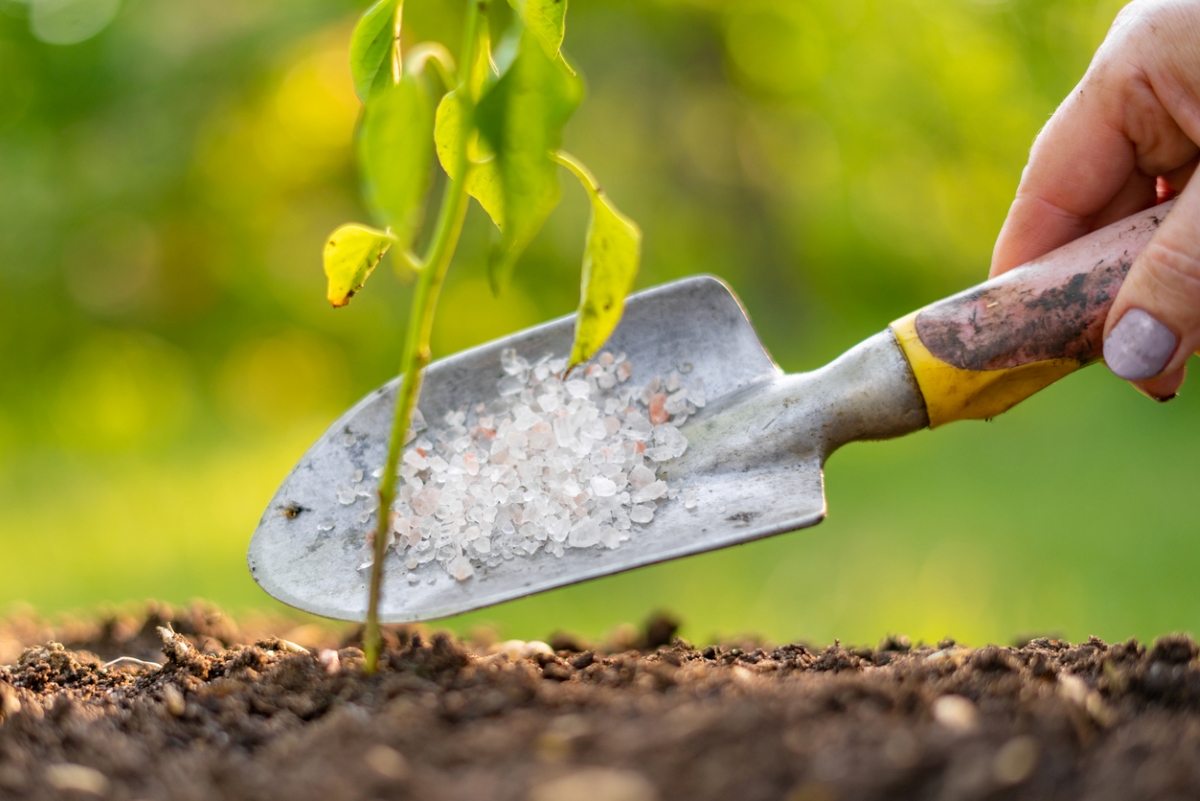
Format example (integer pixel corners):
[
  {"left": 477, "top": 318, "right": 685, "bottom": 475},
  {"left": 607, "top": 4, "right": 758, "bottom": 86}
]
[{"left": 1103, "top": 185, "right": 1200, "bottom": 390}]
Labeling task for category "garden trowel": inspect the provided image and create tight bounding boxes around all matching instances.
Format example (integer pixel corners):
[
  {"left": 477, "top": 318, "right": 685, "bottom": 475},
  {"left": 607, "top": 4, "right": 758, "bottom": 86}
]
[{"left": 249, "top": 202, "right": 1171, "bottom": 622}]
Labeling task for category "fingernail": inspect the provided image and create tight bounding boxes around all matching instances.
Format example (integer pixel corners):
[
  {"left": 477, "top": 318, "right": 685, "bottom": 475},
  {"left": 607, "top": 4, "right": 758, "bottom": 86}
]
[{"left": 1104, "top": 309, "right": 1177, "bottom": 381}]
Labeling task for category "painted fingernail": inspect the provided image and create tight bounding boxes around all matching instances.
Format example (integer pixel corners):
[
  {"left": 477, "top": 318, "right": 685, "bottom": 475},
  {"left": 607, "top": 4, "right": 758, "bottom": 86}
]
[{"left": 1103, "top": 309, "right": 1177, "bottom": 381}]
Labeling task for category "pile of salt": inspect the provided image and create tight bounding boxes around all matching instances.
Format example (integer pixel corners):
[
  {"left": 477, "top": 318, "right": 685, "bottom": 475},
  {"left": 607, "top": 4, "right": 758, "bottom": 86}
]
[{"left": 350, "top": 349, "right": 703, "bottom": 581}]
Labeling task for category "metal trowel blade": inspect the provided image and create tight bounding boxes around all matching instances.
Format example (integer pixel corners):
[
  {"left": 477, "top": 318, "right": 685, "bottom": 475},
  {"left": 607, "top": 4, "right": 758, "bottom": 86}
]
[{"left": 247, "top": 276, "right": 826, "bottom": 622}]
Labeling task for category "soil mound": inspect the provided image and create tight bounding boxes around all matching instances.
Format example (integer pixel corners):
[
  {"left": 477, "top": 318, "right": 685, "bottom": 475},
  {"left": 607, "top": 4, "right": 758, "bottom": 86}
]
[{"left": 2, "top": 604, "right": 1200, "bottom": 800}]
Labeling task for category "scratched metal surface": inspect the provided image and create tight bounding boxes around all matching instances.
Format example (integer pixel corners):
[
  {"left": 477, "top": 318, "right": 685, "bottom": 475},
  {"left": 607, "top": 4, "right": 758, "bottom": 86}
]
[{"left": 247, "top": 276, "right": 925, "bottom": 622}]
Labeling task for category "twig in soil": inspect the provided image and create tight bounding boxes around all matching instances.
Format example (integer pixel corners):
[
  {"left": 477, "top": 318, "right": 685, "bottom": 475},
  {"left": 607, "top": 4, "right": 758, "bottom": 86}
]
[{"left": 100, "top": 656, "right": 162, "bottom": 671}]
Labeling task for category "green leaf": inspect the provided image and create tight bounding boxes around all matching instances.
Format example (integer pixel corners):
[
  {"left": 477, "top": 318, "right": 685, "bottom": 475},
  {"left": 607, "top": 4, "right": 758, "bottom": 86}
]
[
  {"left": 476, "top": 31, "right": 583, "bottom": 294},
  {"left": 434, "top": 90, "right": 505, "bottom": 228},
  {"left": 431, "top": 21, "right": 502, "bottom": 228},
  {"left": 465, "top": 160, "right": 506, "bottom": 228},
  {"left": 358, "top": 57, "right": 436, "bottom": 252},
  {"left": 557, "top": 155, "right": 642, "bottom": 368},
  {"left": 508, "top": 0, "right": 567, "bottom": 59},
  {"left": 350, "top": 0, "right": 401, "bottom": 103},
  {"left": 324, "top": 223, "right": 396, "bottom": 307},
  {"left": 429, "top": 9, "right": 493, "bottom": 175},
  {"left": 433, "top": 90, "right": 466, "bottom": 181}
]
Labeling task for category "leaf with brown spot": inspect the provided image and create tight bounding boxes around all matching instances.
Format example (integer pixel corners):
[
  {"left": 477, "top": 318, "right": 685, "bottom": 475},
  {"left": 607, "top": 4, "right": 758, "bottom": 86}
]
[{"left": 323, "top": 223, "right": 396, "bottom": 307}]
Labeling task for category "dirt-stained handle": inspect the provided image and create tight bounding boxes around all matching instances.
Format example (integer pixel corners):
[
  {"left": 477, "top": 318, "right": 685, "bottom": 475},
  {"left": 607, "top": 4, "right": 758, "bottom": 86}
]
[{"left": 889, "top": 201, "right": 1173, "bottom": 427}]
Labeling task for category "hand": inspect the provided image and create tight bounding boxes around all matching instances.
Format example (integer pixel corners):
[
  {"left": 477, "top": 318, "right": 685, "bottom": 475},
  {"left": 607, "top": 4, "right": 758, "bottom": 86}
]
[{"left": 991, "top": 0, "right": 1200, "bottom": 401}]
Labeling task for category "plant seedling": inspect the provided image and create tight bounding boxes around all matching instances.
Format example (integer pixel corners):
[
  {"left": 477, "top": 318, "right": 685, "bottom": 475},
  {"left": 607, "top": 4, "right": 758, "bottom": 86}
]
[
  {"left": 322, "top": 0, "right": 642, "bottom": 672},
  {"left": 253, "top": 0, "right": 1169, "bottom": 678}
]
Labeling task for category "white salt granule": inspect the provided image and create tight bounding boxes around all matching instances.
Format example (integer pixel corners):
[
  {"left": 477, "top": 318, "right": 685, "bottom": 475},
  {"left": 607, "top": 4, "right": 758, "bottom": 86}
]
[
  {"left": 629, "top": 504, "right": 655, "bottom": 524},
  {"left": 356, "top": 349, "right": 701, "bottom": 582},
  {"left": 631, "top": 480, "right": 668, "bottom": 503},
  {"left": 590, "top": 476, "right": 617, "bottom": 497}
]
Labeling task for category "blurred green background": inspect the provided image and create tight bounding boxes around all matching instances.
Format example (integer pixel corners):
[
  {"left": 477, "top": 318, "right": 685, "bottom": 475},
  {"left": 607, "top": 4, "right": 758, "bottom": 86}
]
[{"left": 2, "top": 0, "right": 1197, "bottom": 648}]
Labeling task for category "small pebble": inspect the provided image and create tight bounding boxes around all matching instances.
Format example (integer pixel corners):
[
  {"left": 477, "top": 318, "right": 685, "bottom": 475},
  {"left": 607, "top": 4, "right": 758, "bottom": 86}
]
[
  {"left": 364, "top": 745, "right": 410, "bottom": 781},
  {"left": 992, "top": 735, "right": 1038, "bottom": 785},
  {"left": 44, "top": 764, "right": 109, "bottom": 796},
  {"left": 0, "top": 684, "right": 20, "bottom": 717},
  {"left": 529, "top": 767, "right": 659, "bottom": 801},
  {"left": 490, "top": 640, "right": 527, "bottom": 660},
  {"left": 318, "top": 649, "right": 341, "bottom": 674},
  {"left": 932, "top": 694, "right": 979, "bottom": 734},
  {"left": 521, "top": 640, "right": 554, "bottom": 659},
  {"left": 162, "top": 684, "right": 185, "bottom": 717},
  {"left": 1057, "top": 673, "right": 1088, "bottom": 705}
]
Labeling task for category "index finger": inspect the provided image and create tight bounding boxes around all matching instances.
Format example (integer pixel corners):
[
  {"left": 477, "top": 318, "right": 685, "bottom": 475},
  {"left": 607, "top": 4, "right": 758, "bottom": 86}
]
[{"left": 989, "top": 79, "right": 1140, "bottom": 277}]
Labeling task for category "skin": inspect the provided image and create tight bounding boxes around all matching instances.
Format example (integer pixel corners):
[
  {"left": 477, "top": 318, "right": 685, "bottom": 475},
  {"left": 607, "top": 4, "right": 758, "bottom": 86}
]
[{"left": 991, "top": 0, "right": 1200, "bottom": 400}]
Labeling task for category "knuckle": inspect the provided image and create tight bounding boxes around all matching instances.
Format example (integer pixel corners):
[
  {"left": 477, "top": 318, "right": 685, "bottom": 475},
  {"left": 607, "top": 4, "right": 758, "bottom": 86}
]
[
  {"left": 1111, "top": 0, "right": 1152, "bottom": 36},
  {"left": 1113, "top": 0, "right": 1170, "bottom": 30},
  {"left": 1138, "top": 238, "right": 1200, "bottom": 295},
  {"left": 1110, "top": 0, "right": 1198, "bottom": 48}
]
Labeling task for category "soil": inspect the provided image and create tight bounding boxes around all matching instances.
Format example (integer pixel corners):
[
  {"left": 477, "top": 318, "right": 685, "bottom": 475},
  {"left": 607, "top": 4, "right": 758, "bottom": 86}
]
[{"left": 3, "top": 604, "right": 1200, "bottom": 801}]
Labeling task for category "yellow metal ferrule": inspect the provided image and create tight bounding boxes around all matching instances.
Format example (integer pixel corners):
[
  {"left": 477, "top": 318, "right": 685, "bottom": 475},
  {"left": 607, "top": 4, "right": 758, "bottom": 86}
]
[{"left": 889, "top": 312, "right": 1082, "bottom": 428}]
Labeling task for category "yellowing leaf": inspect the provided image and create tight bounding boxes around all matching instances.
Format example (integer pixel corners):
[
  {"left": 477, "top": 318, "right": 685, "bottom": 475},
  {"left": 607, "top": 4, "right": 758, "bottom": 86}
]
[
  {"left": 508, "top": 0, "right": 567, "bottom": 60},
  {"left": 557, "top": 154, "right": 642, "bottom": 368},
  {"left": 350, "top": 0, "right": 401, "bottom": 102},
  {"left": 358, "top": 56, "right": 436, "bottom": 251},
  {"left": 476, "top": 31, "right": 583, "bottom": 294},
  {"left": 323, "top": 223, "right": 396, "bottom": 307}
]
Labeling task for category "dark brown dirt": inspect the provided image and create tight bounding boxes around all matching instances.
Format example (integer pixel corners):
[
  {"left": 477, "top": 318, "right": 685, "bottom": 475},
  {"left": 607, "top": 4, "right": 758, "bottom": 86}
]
[{"left": 4, "top": 604, "right": 1200, "bottom": 801}]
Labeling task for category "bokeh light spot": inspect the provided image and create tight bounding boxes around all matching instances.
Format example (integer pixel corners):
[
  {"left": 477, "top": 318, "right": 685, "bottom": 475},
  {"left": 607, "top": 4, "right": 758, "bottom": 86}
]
[
  {"left": 724, "top": 6, "right": 829, "bottom": 96},
  {"left": 217, "top": 330, "right": 349, "bottom": 433},
  {"left": 54, "top": 331, "right": 196, "bottom": 452},
  {"left": 63, "top": 213, "right": 160, "bottom": 317},
  {"left": 29, "top": 0, "right": 120, "bottom": 45},
  {"left": 432, "top": 277, "right": 540, "bottom": 357},
  {"left": 275, "top": 48, "right": 360, "bottom": 152}
]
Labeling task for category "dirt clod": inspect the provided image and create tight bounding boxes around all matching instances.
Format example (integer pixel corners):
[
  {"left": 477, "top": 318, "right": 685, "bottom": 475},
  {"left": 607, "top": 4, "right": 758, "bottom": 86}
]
[
  {"left": 3, "top": 607, "right": 1200, "bottom": 800},
  {"left": 1149, "top": 633, "right": 1198, "bottom": 664}
]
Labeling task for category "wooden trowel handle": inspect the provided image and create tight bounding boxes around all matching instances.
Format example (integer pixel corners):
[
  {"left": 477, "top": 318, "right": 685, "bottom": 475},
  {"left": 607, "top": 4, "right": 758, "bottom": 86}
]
[{"left": 889, "top": 201, "right": 1173, "bottom": 428}]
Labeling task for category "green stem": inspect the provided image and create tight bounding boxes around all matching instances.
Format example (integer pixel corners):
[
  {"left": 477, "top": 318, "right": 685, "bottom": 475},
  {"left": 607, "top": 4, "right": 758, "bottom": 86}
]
[
  {"left": 363, "top": 0, "right": 484, "bottom": 674},
  {"left": 551, "top": 149, "right": 600, "bottom": 194}
]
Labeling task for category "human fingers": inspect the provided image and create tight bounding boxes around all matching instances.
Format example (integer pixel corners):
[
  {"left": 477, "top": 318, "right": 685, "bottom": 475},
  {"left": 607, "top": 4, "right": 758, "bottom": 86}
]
[
  {"left": 1160, "top": 155, "right": 1200, "bottom": 198},
  {"left": 1103, "top": 179, "right": 1200, "bottom": 384},
  {"left": 991, "top": 1, "right": 1200, "bottom": 278},
  {"left": 988, "top": 45, "right": 1147, "bottom": 279},
  {"left": 989, "top": 101, "right": 1135, "bottom": 278},
  {"left": 1088, "top": 168, "right": 1159, "bottom": 231},
  {"left": 1134, "top": 364, "right": 1186, "bottom": 401}
]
